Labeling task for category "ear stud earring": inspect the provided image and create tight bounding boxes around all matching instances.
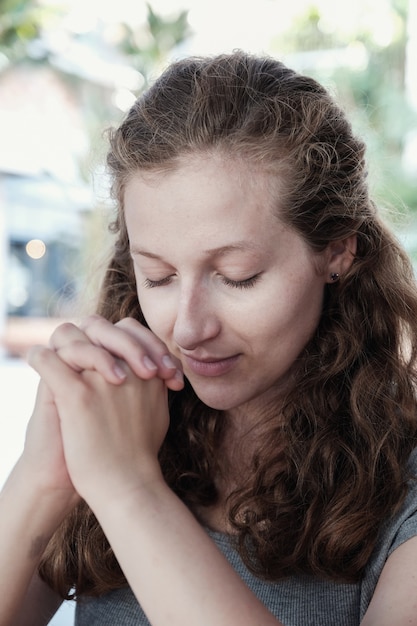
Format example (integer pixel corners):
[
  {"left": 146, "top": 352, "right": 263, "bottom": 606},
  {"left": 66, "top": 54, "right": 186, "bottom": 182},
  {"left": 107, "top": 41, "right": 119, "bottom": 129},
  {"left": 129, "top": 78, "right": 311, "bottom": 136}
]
[{"left": 330, "top": 272, "right": 340, "bottom": 282}]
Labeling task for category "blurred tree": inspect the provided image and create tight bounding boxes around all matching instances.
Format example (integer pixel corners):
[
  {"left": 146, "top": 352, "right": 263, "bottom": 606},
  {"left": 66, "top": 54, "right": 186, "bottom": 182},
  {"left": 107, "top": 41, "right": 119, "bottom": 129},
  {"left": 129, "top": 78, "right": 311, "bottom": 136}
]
[
  {"left": 119, "top": 3, "right": 190, "bottom": 86},
  {"left": 0, "top": 1, "right": 191, "bottom": 177},
  {"left": 0, "top": 1, "right": 191, "bottom": 321},
  {"left": 0, "top": 0, "right": 42, "bottom": 65},
  {"left": 0, "top": 0, "right": 190, "bottom": 75},
  {"left": 272, "top": 0, "right": 417, "bottom": 215}
]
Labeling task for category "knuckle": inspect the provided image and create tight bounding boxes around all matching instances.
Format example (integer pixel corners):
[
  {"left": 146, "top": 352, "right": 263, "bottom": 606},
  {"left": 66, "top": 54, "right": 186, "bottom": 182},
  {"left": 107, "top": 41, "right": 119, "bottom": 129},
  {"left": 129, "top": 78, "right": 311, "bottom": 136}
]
[
  {"left": 49, "top": 322, "right": 79, "bottom": 345},
  {"left": 59, "top": 321, "right": 78, "bottom": 332},
  {"left": 27, "top": 344, "right": 52, "bottom": 366},
  {"left": 72, "top": 339, "right": 92, "bottom": 351},
  {"left": 79, "top": 314, "right": 105, "bottom": 330},
  {"left": 116, "top": 317, "right": 140, "bottom": 331}
]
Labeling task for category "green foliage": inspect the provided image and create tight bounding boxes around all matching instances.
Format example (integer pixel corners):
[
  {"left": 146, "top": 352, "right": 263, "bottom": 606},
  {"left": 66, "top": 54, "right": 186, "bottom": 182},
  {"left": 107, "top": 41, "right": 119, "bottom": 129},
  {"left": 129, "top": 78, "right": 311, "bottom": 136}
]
[
  {"left": 0, "top": 1, "right": 190, "bottom": 83},
  {"left": 0, "top": 0, "right": 41, "bottom": 62},
  {"left": 0, "top": 1, "right": 191, "bottom": 178},
  {"left": 272, "top": 0, "right": 417, "bottom": 214},
  {"left": 0, "top": 0, "right": 62, "bottom": 65},
  {"left": 118, "top": 3, "right": 191, "bottom": 86}
]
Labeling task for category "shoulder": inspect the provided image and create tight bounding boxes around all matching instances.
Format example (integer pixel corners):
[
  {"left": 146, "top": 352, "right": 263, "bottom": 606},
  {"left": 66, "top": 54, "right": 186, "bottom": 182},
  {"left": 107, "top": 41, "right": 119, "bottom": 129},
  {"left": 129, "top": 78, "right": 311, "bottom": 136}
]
[
  {"left": 387, "top": 447, "right": 417, "bottom": 553},
  {"left": 370, "top": 448, "right": 417, "bottom": 566},
  {"left": 359, "top": 448, "right": 417, "bottom": 623},
  {"left": 361, "top": 536, "right": 417, "bottom": 625}
]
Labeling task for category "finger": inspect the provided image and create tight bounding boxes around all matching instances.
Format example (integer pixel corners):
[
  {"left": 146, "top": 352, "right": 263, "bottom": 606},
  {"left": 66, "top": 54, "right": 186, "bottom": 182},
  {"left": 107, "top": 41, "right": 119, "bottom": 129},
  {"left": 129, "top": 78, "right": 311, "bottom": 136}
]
[
  {"left": 51, "top": 317, "right": 183, "bottom": 388},
  {"left": 27, "top": 345, "right": 82, "bottom": 396},
  {"left": 116, "top": 318, "right": 183, "bottom": 377},
  {"left": 49, "top": 322, "right": 127, "bottom": 384},
  {"left": 80, "top": 315, "right": 183, "bottom": 384},
  {"left": 56, "top": 343, "right": 128, "bottom": 383},
  {"left": 49, "top": 322, "right": 87, "bottom": 352},
  {"left": 164, "top": 370, "right": 185, "bottom": 391}
]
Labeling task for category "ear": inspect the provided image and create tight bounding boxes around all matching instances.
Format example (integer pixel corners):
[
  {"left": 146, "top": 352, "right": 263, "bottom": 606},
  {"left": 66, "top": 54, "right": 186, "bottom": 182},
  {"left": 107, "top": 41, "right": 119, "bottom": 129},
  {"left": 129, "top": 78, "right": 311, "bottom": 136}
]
[{"left": 325, "top": 235, "right": 357, "bottom": 283}]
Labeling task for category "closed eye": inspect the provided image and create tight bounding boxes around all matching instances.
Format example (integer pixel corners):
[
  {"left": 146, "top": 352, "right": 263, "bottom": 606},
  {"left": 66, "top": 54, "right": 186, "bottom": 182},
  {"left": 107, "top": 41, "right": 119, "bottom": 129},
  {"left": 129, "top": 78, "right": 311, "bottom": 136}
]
[
  {"left": 143, "top": 273, "right": 262, "bottom": 289},
  {"left": 143, "top": 275, "right": 174, "bottom": 288},
  {"left": 221, "top": 273, "right": 262, "bottom": 289}
]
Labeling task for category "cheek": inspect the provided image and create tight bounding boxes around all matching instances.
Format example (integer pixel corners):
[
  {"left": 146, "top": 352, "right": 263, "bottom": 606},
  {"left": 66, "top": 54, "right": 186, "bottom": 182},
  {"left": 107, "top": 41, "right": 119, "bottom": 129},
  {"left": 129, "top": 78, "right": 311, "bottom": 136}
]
[
  {"left": 284, "top": 281, "right": 325, "bottom": 341},
  {"left": 253, "top": 280, "right": 324, "bottom": 341},
  {"left": 138, "top": 292, "right": 174, "bottom": 342}
]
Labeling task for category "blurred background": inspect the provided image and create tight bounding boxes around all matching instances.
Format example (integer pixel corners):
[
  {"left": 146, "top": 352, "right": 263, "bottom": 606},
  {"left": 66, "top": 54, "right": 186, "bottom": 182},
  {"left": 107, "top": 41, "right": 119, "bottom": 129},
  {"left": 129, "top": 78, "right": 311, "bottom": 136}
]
[{"left": 0, "top": 0, "right": 416, "bottom": 623}]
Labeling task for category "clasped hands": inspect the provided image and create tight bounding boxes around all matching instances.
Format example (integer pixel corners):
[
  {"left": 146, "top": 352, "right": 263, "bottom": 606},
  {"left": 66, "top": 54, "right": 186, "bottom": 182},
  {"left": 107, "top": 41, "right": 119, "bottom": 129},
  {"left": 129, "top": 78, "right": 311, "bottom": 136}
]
[{"left": 25, "top": 315, "right": 184, "bottom": 512}]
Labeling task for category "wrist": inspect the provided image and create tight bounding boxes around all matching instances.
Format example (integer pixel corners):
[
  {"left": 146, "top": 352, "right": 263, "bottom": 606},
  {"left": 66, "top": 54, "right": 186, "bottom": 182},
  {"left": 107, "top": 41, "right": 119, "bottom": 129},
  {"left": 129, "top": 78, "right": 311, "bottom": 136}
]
[
  {"left": 8, "top": 457, "right": 79, "bottom": 522},
  {"left": 0, "top": 462, "right": 78, "bottom": 589},
  {"left": 86, "top": 460, "right": 167, "bottom": 520}
]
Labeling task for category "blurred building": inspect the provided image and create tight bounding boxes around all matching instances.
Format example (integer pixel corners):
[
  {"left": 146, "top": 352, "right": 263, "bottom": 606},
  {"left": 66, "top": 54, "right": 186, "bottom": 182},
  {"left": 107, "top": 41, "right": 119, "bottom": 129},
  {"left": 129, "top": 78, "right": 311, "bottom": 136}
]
[{"left": 0, "top": 64, "right": 93, "bottom": 355}]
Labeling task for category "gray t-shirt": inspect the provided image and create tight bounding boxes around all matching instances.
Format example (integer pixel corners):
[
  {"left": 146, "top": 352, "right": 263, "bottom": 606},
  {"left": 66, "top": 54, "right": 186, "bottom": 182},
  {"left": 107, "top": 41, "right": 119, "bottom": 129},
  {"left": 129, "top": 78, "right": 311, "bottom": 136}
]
[{"left": 75, "top": 449, "right": 417, "bottom": 626}]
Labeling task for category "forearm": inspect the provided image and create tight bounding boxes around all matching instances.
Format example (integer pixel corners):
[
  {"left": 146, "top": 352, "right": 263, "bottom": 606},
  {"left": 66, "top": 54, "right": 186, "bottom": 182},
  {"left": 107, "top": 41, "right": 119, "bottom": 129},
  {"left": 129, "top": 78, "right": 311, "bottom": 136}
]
[
  {"left": 0, "top": 459, "right": 69, "bottom": 625},
  {"left": 93, "top": 478, "right": 283, "bottom": 626}
]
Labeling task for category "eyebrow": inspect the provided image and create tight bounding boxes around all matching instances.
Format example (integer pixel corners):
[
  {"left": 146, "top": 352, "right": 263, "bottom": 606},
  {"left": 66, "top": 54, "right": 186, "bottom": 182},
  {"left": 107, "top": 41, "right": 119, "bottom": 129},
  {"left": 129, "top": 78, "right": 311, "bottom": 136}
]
[{"left": 130, "top": 241, "right": 263, "bottom": 260}]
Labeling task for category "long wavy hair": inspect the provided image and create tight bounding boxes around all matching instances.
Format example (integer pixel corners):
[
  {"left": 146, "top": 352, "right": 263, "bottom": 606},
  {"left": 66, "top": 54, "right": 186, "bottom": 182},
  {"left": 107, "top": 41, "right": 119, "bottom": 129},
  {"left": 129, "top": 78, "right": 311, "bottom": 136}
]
[{"left": 40, "top": 51, "right": 417, "bottom": 597}]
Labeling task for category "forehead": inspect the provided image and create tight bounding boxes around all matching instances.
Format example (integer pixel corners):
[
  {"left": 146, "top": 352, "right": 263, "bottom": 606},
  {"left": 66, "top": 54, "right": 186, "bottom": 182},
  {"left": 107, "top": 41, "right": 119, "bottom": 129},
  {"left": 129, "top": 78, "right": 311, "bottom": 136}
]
[
  {"left": 128, "top": 153, "right": 273, "bottom": 188},
  {"left": 125, "top": 164, "right": 279, "bottom": 260},
  {"left": 124, "top": 155, "right": 317, "bottom": 270},
  {"left": 124, "top": 154, "right": 279, "bottom": 226}
]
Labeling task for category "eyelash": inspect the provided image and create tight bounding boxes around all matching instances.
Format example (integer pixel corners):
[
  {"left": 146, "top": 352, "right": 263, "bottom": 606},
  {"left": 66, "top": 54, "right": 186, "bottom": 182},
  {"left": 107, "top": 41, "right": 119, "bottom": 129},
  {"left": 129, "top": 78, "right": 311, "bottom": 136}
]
[
  {"left": 221, "top": 274, "right": 261, "bottom": 289},
  {"left": 143, "top": 274, "right": 261, "bottom": 290},
  {"left": 143, "top": 276, "right": 173, "bottom": 288}
]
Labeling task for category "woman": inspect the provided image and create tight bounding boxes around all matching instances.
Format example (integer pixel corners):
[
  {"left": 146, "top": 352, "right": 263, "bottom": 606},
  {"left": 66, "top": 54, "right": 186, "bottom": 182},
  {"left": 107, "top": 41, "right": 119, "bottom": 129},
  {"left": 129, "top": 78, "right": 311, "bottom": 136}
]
[{"left": 2, "top": 51, "right": 417, "bottom": 626}]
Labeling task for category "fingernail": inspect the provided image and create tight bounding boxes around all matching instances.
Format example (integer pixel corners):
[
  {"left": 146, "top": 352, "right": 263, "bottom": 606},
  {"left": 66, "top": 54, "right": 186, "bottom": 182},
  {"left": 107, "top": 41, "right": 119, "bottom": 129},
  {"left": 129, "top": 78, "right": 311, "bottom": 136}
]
[
  {"left": 143, "top": 355, "right": 158, "bottom": 371},
  {"left": 162, "top": 355, "right": 177, "bottom": 369},
  {"left": 114, "top": 364, "right": 127, "bottom": 379},
  {"left": 174, "top": 369, "right": 184, "bottom": 382}
]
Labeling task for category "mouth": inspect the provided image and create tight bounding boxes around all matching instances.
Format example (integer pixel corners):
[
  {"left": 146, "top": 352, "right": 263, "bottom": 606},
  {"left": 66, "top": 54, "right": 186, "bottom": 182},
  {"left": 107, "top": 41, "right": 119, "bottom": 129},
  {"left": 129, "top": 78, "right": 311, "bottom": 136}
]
[{"left": 183, "top": 354, "right": 240, "bottom": 377}]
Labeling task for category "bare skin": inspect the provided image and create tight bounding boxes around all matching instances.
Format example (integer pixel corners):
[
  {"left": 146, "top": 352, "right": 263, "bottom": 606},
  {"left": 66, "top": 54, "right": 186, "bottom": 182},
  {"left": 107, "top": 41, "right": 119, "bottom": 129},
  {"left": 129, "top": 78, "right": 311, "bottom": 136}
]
[{"left": 1, "top": 155, "right": 417, "bottom": 625}]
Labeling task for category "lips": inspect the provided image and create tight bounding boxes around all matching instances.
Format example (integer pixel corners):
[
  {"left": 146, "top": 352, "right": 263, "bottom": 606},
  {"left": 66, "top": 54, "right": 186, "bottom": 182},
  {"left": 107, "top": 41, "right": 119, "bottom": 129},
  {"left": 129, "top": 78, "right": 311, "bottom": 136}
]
[{"left": 183, "top": 354, "right": 240, "bottom": 377}]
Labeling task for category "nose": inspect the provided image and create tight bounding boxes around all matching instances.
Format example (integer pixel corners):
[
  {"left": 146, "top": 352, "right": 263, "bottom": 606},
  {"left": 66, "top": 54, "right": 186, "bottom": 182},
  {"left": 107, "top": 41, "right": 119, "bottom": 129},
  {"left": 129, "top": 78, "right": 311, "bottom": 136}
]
[{"left": 173, "top": 283, "right": 221, "bottom": 350}]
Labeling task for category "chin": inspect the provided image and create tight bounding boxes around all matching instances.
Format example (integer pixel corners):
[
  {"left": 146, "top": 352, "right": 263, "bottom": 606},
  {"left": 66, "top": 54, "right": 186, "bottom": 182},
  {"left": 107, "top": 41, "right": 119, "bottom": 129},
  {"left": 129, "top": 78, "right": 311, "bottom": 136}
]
[
  {"left": 184, "top": 375, "right": 260, "bottom": 412},
  {"left": 190, "top": 386, "right": 247, "bottom": 411}
]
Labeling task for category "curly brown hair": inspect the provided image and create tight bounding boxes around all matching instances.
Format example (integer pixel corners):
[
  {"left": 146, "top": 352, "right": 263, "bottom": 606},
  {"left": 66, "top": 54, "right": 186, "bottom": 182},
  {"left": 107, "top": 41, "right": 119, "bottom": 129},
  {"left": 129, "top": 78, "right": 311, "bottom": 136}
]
[{"left": 39, "top": 51, "right": 417, "bottom": 597}]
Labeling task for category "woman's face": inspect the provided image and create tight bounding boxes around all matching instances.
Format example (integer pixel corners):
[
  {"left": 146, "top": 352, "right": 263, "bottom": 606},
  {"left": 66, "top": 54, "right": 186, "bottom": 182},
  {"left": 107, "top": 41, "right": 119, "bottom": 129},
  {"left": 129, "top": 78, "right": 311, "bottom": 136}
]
[{"left": 124, "top": 155, "right": 331, "bottom": 416}]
